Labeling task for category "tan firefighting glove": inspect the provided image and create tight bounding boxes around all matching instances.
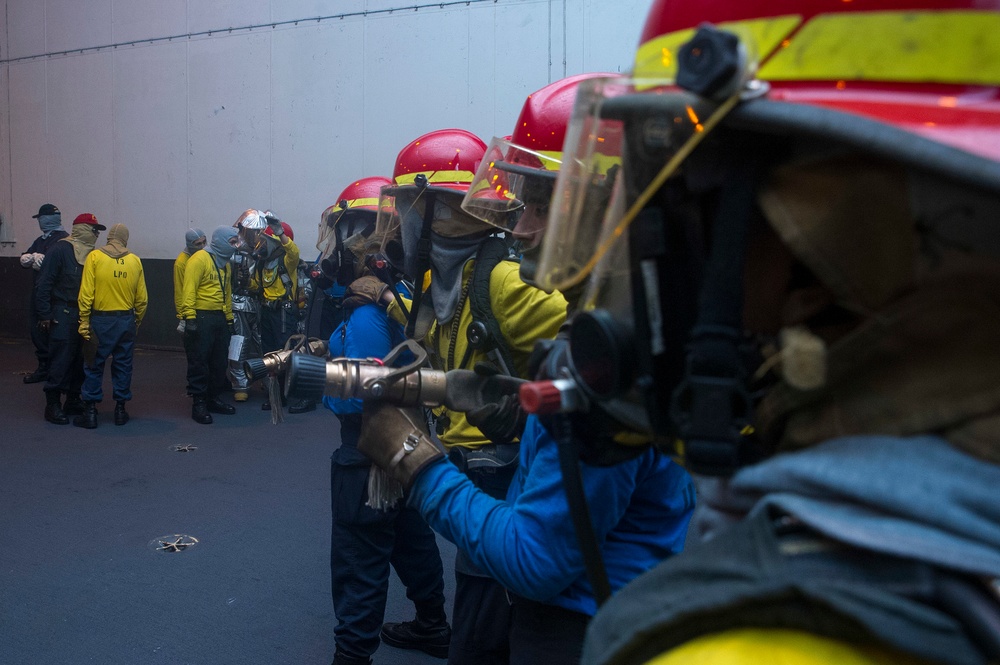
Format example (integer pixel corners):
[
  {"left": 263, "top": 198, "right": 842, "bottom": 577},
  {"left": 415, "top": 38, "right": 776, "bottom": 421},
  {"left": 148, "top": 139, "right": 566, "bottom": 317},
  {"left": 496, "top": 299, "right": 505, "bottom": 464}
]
[
  {"left": 342, "top": 276, "right": 389, "bottom": 311},
  {"left": 357, "top": 401, "right": 444, "bottom": 490}
]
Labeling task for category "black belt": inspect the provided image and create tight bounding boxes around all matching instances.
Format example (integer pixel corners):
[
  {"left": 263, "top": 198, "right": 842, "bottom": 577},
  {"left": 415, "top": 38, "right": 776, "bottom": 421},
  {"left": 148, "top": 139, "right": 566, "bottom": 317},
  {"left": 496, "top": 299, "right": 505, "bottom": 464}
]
[{"left": 92, "top": 309, "right": 134, "bottom": 316}]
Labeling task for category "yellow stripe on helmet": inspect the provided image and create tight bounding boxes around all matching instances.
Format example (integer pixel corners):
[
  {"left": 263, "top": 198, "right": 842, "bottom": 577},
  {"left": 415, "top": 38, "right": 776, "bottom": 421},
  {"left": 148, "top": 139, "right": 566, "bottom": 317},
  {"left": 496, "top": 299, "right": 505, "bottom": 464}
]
[
  {"left": 760, "top": 10, "right": 1000, "bottom": 85},
  {"left": 394, "top": 170, "right": 477, "bottom": 186}
]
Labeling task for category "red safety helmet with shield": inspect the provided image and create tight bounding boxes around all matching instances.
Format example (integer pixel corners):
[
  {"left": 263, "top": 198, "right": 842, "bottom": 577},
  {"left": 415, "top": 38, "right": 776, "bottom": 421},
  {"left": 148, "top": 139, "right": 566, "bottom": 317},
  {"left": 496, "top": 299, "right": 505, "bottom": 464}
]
[
  {"left": 524, "top": 0, "right": 1000, "bottom": 475},
  {"left": 462, "top": 73, "right": 617, "bottom": 289},
  {"left": 316, "top": 176, "right": 394, "bottom": 287},
  {"left": 374, "top": 129, "right": 493, "bottom": 336}
]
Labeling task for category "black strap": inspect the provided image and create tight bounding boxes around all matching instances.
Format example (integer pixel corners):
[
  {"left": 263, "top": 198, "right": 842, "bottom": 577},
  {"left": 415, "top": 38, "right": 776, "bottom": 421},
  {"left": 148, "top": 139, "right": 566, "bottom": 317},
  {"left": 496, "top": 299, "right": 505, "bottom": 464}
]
[
  {"left": 670, "top": 159, "right": 761, "bottom": 476},
  {"left": 551, "top": 413, "right": 612, "bottom": 606},
  {"left": 405, "top": 181, "right": 436, "bottom": 340},
  {"left": 459, "top": 236, "right": 517, "bottom": 373}
]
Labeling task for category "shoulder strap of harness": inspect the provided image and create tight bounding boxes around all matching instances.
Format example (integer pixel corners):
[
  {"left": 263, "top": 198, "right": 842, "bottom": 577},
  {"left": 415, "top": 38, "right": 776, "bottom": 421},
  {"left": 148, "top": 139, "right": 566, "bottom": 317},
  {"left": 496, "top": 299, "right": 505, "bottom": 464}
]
[{"left": 460, "top": 236, "right": 518, "bottom": 374}]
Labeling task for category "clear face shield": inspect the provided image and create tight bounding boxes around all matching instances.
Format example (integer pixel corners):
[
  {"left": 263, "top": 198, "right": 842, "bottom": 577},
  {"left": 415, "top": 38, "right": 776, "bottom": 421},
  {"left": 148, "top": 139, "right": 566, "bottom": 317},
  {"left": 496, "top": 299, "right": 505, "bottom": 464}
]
[
  {"left": 462, "top": 136, "right": 572, "bottom": 286},
  {"left": 376, "top": 180, "right": 493, "bottom": 282}
]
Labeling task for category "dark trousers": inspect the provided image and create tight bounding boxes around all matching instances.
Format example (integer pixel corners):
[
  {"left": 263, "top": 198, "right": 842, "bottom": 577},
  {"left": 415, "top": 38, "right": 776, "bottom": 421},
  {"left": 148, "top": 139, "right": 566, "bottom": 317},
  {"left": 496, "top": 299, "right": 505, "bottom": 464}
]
[
  {"left": 81, "top": 311, "right": 136, "bottom": 403},
  {"left": 319, "top": 293, "right": 344, "bottom": 341},
  {"left": 448, "top": 463, "right": 517, "bottom": 665},
  {"left": 28, "top": 293, "right": 50, "bottom": 363},
  {"left": 185, "top": 310, "right": 230, "bottom": 399},
  {"left": 43, "top": 302, "right": 84, "bottom": 395},
  {"left": 509, "top": 597, "right": 589, "bottom": 665},
  {"left": 260, "top": 302, "right": 296, "bottom": 353},
  {"left": 330, "top": 416, "right": 446, "bottom": 660}
]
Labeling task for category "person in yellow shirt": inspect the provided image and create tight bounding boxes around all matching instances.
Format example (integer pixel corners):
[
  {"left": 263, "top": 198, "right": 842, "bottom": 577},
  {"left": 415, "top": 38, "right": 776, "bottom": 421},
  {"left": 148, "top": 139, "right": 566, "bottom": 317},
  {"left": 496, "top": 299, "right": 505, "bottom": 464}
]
[
  {"left": 251, "top": 213, "right": 300, "bottom": 412},
  {"left": 76, "top": 223, "right": 147, "bottom": 428},
  {"left": 180, "top": 225, "right": 238, "bottom": 424},
  {"left": 173, "top": 227, "right": 206, "bottom": 331}
]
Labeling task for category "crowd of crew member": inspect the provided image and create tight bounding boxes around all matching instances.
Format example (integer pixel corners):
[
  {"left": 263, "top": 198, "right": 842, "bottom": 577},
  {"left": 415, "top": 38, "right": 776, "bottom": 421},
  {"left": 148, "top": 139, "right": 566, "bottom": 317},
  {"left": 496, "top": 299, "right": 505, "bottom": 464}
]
[{"left": 18, "top": 2, "right": 1000, "bottom": 663}]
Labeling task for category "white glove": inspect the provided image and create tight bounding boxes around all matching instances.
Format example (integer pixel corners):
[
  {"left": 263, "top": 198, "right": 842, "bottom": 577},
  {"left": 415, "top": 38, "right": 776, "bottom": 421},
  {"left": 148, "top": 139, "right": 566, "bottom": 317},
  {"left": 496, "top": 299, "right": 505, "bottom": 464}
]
[
  {"left": 32, "top": 253, "right": 45, "bottom": 270},
  {"left": 19, "top": 253, "right": 33, "bottom": 268},
  {"left": 176, "top": 320, "right": 187, "bottom": 334}
]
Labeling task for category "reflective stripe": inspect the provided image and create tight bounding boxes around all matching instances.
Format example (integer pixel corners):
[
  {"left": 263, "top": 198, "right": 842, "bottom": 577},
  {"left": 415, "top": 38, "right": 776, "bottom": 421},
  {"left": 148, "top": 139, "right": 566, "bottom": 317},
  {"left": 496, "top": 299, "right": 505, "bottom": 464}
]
[
  {"left": 345, "top": 196, "right": 380, "bottom": 209},
  {"left": 760, "top": 11, "right": 1000, "bottom": 85},
  {"left": 535, "top": 150, "right": 564, "bottom": 171},
  {"left": 634, "top": 11, "right": 1000, "bottom": 86},
  {"left": 634, "top": 15, "right": 800, "bottom": 80},
  {"left": 394, "top": 170, "right": 476, "bottom": 185}
]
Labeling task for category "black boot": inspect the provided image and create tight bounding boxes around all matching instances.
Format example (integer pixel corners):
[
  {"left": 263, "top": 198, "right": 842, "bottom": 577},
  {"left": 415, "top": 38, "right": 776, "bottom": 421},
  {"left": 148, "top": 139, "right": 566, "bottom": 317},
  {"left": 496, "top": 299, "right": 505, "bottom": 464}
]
[
  {"left": 288, "top": 399, "right": 316, "bottom": 414},
  {"left": 44, "top": 391, "right": 68, "bottom": 425},
  {"left": 207, "top": 398, "right": 236, "bottom": 415},
  {"left": 331, "top": 651, "right": 372, "bottom": 665},
  {"left": 73, "top": 401, "right": 98, "bottom": 429},
  {"left": 380, "top": 612, "right": 452, "bottom": 659},
  {"left": 24, "top": 361, "right": 49, "bottom": 384},
  {"left": 63, "top": 393, "right": 85, "bottom": 416},
  {"left": 114, "top": 401, "right": 129, "bottom": 426},
  {"left": 192, "top": 396, "right": 213, "bottom": 425}
]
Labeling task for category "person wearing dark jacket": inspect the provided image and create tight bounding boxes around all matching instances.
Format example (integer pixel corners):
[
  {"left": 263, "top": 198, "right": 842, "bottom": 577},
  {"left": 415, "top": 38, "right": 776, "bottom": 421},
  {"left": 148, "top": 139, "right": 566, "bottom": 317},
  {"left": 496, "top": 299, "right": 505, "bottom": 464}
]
[
  {"left": 20, "top": 203, "right": 69, "bottom": 384},
  {"left": 35, "top": 213, "right": 105, "bottom": 424}
]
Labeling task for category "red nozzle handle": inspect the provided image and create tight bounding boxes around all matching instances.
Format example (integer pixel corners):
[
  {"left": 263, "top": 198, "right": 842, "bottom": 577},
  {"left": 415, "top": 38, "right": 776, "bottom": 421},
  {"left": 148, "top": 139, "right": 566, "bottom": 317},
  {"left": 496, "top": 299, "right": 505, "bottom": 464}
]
[{"left": 520, "top": 381, "right": 563, "bottom": 415}]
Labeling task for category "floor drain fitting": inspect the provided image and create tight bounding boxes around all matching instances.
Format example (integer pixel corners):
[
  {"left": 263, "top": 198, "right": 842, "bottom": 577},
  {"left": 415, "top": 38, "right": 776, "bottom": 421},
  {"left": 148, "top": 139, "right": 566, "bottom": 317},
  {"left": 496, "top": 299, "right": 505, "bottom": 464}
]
[
  {"left": 150, "top": 534, "right": 199, "bottom": 553},
  {"left": 173, "top": 444, "right": 198, "bottom": 453}
]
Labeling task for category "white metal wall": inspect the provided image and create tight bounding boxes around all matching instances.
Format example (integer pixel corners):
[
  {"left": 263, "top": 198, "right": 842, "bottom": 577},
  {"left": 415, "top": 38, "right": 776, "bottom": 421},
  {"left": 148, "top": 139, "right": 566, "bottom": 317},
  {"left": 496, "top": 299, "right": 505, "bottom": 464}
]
[{"left": 0, "top": 0, "right": 653, "bottom": 259}]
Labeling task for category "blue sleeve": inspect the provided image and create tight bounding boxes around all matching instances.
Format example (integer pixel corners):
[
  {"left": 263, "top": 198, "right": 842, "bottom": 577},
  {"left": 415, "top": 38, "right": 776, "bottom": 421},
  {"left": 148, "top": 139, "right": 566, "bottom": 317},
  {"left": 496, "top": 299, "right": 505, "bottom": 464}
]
[
  {"left": 409, "top": 417, "right": 650, "bottom": 602},
  {"left": 323, "top": 304, "right": 398, "bottom": 415}
]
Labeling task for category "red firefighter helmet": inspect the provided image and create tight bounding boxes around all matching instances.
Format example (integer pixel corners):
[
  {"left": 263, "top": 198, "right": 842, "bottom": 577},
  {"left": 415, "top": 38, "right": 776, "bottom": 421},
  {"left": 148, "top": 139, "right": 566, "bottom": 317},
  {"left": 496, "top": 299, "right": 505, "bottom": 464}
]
[
  {"left": 391, "top": 129, "right": 487, "bottom": 192},
  {"left": 634, "top": 0, "right": 1000, "bottom": 160},
  {"left": 322, "top": 176, "right": 393, "bottom": 229},
  {"left": 462, "top": 74, "right": 621, "bottom": 286},
  {"left": 510, "top": 72, "right": 617, "bottom": 168}
]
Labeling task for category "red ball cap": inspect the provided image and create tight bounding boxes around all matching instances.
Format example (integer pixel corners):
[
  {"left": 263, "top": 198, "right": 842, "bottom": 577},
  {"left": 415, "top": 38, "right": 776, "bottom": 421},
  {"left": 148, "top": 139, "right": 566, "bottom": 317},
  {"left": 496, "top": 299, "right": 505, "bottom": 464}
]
[
  {"left": 72, "top": 213, "right": 107, "bottom": 230},
  {"left": 519, "top": 381, "right": 563, "bottom": 415}
]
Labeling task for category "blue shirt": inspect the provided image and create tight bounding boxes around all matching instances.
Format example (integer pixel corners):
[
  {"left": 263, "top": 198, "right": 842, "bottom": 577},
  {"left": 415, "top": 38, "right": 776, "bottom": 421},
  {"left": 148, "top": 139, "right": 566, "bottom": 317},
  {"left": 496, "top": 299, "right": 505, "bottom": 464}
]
[
  {"left": 323, "top": 303, "right": 409, "bottom": 416},
  {"left": 410, "top": 415, "right": 695, "bottom": 616}
]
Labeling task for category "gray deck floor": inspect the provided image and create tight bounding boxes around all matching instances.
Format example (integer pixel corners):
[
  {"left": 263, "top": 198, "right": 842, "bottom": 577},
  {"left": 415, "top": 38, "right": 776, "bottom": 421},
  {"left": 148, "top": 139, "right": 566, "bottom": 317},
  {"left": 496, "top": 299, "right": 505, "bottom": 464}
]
[{"left": 0, "top": 338, "right": 456, "bottom": 665}]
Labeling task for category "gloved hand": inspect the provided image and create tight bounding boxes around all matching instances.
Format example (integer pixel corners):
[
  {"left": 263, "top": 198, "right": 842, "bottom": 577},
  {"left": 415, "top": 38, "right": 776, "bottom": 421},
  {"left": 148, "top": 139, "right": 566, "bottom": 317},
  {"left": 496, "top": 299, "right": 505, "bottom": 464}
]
[
  {"left": 19, "top": 253, "right": 33, "bottom": 268},
  {"left": 265, "top": 215, "right": 284, "bottom": 236},
  {"left": 78, "top": 323, "right": 91, "bottom": 341},
  {"left": 176, "top": 319, "right": 186, "bottom": 334},
  {"left": 38, "top": 320, "right": 52, "bottom": 333},
  {"left": 343, "top": 276, "right": 389, "bottom": 311},
  {"left": 465, "top": 362, "right": 527, "bottom": 445},
  {"left": 32, "top": 253, "right": 45, "bottom": 270},
  {"left": 228, "top": 321, "right": 236, "bottom": 335},
  {"left": 357, "top": 402, "right": 445, "bottom": 489}
]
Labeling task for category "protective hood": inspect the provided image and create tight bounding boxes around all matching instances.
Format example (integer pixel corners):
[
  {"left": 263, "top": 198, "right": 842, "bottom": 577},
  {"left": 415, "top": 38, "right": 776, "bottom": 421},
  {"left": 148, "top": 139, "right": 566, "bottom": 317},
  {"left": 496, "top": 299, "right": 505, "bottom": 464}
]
[
  {"left": 62, "top": 224, "right": 98, "bottom": 265},
  {"left": 185, "top": 227, "right": 206, "bottom": 255},
  {"left": 428, "top": 232, "right": 483, "bottom": 323},
  {"left": 37, "top": 214, "right": 63, "bottom": 235},
  {"left": 100, "top": 223, "right": 130, "bottom": 259},
  {"left": 207, "top": 226, "right": 238, "bottom": 268}
]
